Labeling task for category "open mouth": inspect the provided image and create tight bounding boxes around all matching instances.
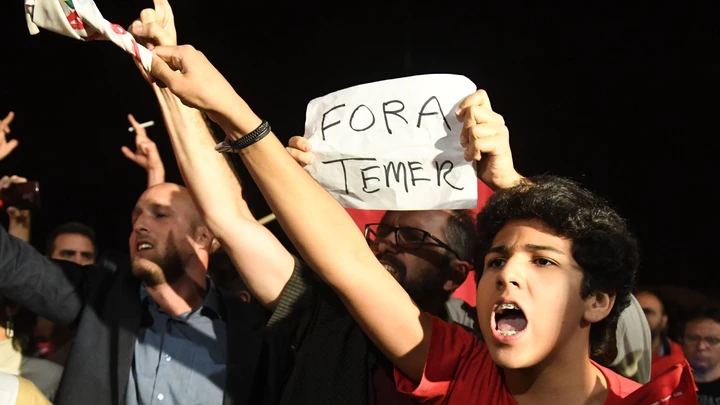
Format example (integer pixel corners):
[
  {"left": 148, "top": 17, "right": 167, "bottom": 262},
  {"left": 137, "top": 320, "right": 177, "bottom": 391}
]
[
  {"left": 382, "top": 262, "right": 399, "bottom": 278},
  {"left": 376, "top": 253, "right": 406, "bottom": 282},
  {"left": 493, "top": 303, "right": 528, "bottom": 337},
  {"left": 136, "top": 242, "right": 154, "bottom": 252}
]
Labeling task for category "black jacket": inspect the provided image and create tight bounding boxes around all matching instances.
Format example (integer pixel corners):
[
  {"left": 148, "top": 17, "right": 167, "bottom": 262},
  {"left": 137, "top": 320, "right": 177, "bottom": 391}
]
[{"left": 0, "top": 227, "right": 293, "bottom": 405}]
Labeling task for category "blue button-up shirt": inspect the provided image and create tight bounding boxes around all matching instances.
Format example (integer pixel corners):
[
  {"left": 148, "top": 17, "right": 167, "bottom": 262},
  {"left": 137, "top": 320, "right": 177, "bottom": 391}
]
[{"left": 125, "top": 282, "right": 227, "bottom": 405}]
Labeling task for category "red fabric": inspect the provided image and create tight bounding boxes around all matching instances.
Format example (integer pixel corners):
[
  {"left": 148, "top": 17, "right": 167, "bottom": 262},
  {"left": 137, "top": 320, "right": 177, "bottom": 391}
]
[
  {"left": 620, "top": 359, "right": 698, "bottom": 405},
  {"left": 394, "top": 315, "right": 641, "bottom": 404},
  {"left": 345, "top": 179, "right": 494, "bottom": 307},
  {"left": 651, "top": 340, "right": 686, "bottom": 380}
]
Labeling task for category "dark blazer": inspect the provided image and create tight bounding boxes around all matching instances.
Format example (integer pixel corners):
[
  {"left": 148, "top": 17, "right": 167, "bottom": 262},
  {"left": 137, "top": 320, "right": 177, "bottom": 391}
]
[{"left": 0, "top": 227, "right": 292, "bottom": 405}]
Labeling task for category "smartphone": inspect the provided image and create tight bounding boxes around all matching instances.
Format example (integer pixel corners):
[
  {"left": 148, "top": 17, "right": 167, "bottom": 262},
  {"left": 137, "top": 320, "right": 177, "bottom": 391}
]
[{"left": 0, "top": 181, "right": 41, "bottom": 210}]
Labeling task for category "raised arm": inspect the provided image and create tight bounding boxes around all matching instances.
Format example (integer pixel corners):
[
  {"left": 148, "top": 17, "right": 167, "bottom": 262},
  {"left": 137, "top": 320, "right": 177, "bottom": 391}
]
[
  {"left": 148, "top": 45, "right": 525, "bottom": 381},
  {"left": 148, "top": 46, "right": 432, "bottom": 380},
  {"left": 130, "top": 3, "right": 294, "bottom": 309}
]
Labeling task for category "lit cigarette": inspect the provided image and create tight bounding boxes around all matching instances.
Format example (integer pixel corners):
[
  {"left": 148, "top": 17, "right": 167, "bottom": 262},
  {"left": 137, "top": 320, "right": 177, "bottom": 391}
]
[{"left": 128, "top": 120, "right": 155, "bottom": 132}]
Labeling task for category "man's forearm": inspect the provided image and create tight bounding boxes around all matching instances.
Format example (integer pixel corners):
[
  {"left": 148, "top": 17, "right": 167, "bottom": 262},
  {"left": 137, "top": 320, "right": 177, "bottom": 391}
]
[
  {"left": 8, "top": 219, "right": 30, "bottom": 243},
  {"left": 152, "top": 86, "right": 294, "bottom": 309},
  {"left": 216, "top": 104, "right": 430, "bottom": 379},
  {"left": 147, "top": 167, "right": 165, "bottom": 188}
]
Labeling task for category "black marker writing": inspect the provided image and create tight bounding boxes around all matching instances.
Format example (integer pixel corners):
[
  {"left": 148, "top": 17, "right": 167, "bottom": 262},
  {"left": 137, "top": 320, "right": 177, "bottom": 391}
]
[{"left": 321, "top": 104, "right": 345, "bottom": 141}]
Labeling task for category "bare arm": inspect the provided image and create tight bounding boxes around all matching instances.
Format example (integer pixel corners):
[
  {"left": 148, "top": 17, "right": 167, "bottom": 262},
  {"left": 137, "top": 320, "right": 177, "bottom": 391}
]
[
  {"left": 228, "top": 115, "right": 431, "bottom": 381},
  {"left": 152, "top": 86, "right": 295, "bottom": 309},
  {"left": 148, "top": 46, "right": 529, "bottom": 383},
  {"left": 129, "top": 0, "right": 294, "bottom": 309},
  {"left": 1, "top": 175, "right": 30, "bottom": 242},
  {"left": 7, "top": 208, "right": 31, "bottom": 243},
  {"left": 148, "top": 47, "right": 432, "bottom": 379}
]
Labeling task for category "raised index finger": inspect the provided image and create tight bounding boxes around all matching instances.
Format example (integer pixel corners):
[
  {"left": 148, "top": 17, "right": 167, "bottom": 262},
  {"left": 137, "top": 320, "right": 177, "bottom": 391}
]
[
  {"left": 153, "top": 0, "right": 173, "bottom": 15},
  {"left": 128, "top": 114, "right": 148, "bottom": 139},
  {"left": 2, "top": 111, "right": 15, "bottom": 127}
]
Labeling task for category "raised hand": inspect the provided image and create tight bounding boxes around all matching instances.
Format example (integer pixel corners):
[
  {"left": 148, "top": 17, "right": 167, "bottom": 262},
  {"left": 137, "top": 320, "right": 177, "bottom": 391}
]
[
  {"left": 130, "top": 0, "right": 176, "bottom": 49},
  {"left": 121, "top": 114, "right": 165, "bottom": 187},
  {"left": 149, "top": 45, "right": 242, "bottom": 124},
  {"left": 456, "top": 90, "right": 523, "bottom": 191},
  {"left": 285, "top": 136, "right": 316, "bottom": 167},
  {"left": 0, "top": 112, "right": 18, "bottom": 160},
  {"left": 0, "top": 175, "right": 31, "bottom": 242}
]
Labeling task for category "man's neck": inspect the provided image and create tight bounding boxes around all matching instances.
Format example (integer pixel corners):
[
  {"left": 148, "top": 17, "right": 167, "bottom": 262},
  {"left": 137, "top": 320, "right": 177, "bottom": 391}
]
[
  {"left": 505, "top": 338, "right": 608, "bottom": 405},
  {"left": 146, "top": 271, "right": 209, "bottom": 317},
  {"left": 693, "top": 366, "right": 720, "bottom": 383},
  {"left": 651, "top": 335, "right": 663, "bottom": 356}
]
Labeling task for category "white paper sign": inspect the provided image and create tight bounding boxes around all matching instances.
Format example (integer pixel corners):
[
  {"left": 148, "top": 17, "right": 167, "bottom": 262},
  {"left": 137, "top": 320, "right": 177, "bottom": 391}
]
[{"left": 303, "top": 74, "right": 478, "bottom": 210}]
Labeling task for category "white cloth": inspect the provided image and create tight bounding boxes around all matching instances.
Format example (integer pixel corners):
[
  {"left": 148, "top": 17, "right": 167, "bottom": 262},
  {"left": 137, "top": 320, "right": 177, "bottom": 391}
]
[
  {"left": 612, "top": 294, "right": 653, "bottom": 384},
  {"left": 25, "top": 0, "right": 152, "bottom": 72},
  {"left": 0, "top": 341, "right": 22, "bottom": 377},
  {"left": 0, "top": 373, "right": 18, "bottom": 405}
]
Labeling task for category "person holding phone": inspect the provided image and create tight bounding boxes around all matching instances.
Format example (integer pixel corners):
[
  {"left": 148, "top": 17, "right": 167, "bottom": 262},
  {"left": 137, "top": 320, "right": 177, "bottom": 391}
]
[{"left": 0, "top": 176, "right": 34, "bottom": 244}]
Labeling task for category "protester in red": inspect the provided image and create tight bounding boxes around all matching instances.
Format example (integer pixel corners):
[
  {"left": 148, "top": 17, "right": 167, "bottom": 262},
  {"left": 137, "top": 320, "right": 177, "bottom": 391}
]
[
  {"left": 635, "top": 289, "right": 687, "bottom": 380},
  {"left": 143, "top": 44, "right": 698, "bottom": 405}
]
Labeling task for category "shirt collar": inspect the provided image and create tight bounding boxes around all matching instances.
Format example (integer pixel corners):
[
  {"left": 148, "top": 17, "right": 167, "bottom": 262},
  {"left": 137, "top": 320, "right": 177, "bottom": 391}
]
[{"left": 140, "top": 277, "right": 221, "bottom": 320}]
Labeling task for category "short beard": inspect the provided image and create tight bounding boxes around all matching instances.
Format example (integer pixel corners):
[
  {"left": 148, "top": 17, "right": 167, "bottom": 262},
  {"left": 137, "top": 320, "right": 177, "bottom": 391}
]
[
  {"left": 403, "top": 258, "right": 455, "bottom": 314},
  {"left": 132, "top": 253, "right": 185, "bottom": 287}
]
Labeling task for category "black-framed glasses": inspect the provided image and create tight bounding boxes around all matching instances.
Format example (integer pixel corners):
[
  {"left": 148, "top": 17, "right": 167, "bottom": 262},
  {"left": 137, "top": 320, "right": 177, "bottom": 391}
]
[
  {"left": 683, "top": 334, "right": 720, "bottom": 346},
  {"left": 364, "top": 223, "right": 460, "bottom": 258}
]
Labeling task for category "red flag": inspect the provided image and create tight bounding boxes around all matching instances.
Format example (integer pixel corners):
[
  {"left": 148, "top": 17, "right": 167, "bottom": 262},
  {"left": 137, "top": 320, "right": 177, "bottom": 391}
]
[{"left": 620, "top": 360, "right": 697, "bottom": 405}]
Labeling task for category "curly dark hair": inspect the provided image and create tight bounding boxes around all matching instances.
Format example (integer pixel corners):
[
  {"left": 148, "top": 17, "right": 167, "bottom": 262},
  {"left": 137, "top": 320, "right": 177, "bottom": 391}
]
[
  {"left": 446, "top": 210, "right": 477, "bottom": 264},
  {"left": 474, "top": 175, "right": 639, "bottom": 356}
]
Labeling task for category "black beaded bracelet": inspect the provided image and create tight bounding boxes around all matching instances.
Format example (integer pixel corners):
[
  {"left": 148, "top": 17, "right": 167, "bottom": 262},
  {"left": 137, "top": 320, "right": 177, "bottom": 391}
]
[{"left": 214, "top": 120, "right": 271, "bottom": 153}]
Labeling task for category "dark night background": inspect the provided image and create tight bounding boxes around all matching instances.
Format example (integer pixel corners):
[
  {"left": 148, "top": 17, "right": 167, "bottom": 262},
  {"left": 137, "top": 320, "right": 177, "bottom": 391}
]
[{"left": 0, "top": 3, "right": 717, "bottom": 293}]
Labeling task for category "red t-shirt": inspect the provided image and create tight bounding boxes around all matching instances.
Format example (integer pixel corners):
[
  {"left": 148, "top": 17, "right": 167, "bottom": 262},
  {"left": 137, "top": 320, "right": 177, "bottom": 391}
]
[
  {"left": 651, "top": 340, "right": 686, "bottom": 381},
  {"left": 394, "top": 315, "right": 641, "bottom": 405}
]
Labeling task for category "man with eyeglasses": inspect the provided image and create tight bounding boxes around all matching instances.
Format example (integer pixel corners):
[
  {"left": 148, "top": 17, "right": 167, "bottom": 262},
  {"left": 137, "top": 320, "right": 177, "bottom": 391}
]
[
  {"left": 363, "top": 215, "right": 477, "bottom": 331},
  {"left": 681, "top": 306, "right": 720, "bottom": 404},
  {"left": 271, "top": 90, "right": 517, "bottom": 405}
]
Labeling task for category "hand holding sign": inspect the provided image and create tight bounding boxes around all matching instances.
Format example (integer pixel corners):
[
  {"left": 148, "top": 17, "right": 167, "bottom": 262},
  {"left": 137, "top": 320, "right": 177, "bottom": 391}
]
[
  {"left": 456, "top": 90, "right": 523, "bottom": 191},
  {"left": 303, "top": 75, "right": 478, "bottom": 211},
  {"left": 286, "top": 136, "right": 316, "bottom": 166}
]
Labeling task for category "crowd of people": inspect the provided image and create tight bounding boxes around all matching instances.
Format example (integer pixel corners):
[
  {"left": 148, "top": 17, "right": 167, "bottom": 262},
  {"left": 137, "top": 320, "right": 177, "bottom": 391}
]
[{"left": 0, "top": 1, "right": 717, "bottom": 404}]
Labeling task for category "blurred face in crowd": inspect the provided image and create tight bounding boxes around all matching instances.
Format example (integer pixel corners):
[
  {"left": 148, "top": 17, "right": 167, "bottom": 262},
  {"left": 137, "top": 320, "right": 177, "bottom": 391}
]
[
  {"left": 50, "top": 233, "right": 95, "bottom": 266},
  {"left": 636, "top": 291, "right": 667, "bottom": 340},
  {"left": 682, "top": 318, "right": 720, "bottom": 379},
  {"left": 129, "top": 183, "right": 207, "bottom": 286}
]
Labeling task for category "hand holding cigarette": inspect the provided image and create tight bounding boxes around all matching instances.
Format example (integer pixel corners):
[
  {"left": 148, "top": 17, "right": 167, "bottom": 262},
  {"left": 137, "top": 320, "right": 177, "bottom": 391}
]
[{"left": 128, "top": 120, "right": 154, "bottom": 132}]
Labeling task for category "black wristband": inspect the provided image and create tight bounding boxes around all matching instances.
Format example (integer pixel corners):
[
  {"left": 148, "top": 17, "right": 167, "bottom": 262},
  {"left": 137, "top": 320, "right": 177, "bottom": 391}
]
[{"left": 214, "top": 120, "right": 271, "bottom": 153}]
